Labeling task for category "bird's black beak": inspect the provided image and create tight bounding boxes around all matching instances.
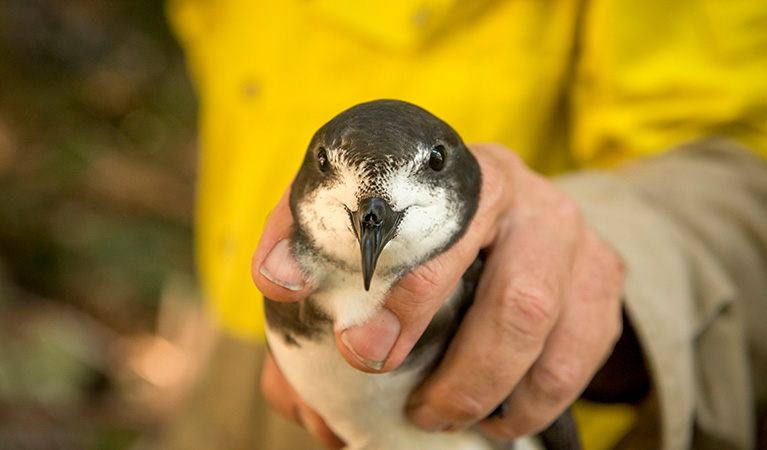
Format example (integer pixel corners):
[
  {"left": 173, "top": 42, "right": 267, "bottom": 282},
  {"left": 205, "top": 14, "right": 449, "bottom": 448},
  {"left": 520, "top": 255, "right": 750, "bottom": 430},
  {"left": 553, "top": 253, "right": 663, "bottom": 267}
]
[{"left": 350, "top": 197, "right": 403, "bottom": 291}]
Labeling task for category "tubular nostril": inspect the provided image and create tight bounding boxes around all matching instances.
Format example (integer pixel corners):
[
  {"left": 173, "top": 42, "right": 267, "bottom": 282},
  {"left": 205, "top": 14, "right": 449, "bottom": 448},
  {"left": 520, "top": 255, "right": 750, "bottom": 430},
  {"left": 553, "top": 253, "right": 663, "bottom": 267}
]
[{"left": 358, "top": 197, "right": 390, "bottom": 227}]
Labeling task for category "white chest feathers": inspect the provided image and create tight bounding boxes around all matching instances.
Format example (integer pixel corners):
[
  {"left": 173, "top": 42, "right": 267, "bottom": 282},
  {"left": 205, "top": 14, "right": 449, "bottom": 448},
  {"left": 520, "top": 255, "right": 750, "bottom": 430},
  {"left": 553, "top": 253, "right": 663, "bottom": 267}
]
[{"left": 264, "top": 272, "right": 544, "bottom": 450}]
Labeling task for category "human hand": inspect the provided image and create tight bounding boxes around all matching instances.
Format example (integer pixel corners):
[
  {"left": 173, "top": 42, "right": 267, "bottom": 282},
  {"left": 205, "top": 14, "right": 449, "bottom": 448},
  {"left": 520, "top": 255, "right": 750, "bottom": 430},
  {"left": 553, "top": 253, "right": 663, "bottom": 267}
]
[{"left": 253, "top": 142, "right": 624, "bottom": 443}]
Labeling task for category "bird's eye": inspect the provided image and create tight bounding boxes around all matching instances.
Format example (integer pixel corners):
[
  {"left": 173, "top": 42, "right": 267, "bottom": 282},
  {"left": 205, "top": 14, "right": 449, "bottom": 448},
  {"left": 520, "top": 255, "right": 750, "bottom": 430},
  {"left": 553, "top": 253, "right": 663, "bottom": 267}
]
[
  {"left": 317, "top": 147, "right": 329, "bottom": 172},
  {"left": 429, "top": 145, "right": 446, "bottom": 171}
]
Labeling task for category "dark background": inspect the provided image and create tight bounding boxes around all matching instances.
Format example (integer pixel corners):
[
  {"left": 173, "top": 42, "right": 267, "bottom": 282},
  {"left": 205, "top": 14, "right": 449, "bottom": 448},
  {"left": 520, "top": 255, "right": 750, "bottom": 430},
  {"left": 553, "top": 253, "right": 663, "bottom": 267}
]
[{"left": 0, "top": 1, "right": 202, "bottom": 448}]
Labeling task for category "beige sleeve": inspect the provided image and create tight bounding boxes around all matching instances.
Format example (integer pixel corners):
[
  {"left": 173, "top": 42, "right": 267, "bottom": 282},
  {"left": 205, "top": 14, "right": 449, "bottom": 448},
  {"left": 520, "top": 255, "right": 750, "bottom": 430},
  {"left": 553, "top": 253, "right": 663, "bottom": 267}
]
[{"left": 557, "top": 137, "right": 767, "bottom": 450}]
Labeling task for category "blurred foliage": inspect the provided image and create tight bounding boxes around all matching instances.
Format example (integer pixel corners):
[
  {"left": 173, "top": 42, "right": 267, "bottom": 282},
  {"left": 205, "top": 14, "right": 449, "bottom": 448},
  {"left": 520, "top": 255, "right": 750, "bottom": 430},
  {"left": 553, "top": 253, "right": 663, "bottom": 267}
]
[{"left": 0, "top": 0, "right": 200, "bottom": 448}]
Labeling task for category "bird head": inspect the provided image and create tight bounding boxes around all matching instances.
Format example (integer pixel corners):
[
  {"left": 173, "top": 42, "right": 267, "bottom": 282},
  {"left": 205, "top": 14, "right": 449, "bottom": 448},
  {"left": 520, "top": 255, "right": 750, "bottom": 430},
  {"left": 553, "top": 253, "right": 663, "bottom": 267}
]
[{"left": 290, "top": 100, "right": 481, "bottom": 291}]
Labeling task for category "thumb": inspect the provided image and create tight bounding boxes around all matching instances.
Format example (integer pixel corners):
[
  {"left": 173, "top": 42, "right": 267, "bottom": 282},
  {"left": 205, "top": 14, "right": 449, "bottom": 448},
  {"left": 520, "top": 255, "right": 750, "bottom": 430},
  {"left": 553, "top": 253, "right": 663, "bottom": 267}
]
[{"left": 252, "top": 185, "right": 313, "bottom": 302}]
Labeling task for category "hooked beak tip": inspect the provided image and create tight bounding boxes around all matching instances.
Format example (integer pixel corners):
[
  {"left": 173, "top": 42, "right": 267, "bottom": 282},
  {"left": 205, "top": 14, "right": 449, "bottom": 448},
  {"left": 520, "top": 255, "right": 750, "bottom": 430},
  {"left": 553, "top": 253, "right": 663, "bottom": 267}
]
[{"left": 352, "top": 197, "right": 402, "bottom": 291}]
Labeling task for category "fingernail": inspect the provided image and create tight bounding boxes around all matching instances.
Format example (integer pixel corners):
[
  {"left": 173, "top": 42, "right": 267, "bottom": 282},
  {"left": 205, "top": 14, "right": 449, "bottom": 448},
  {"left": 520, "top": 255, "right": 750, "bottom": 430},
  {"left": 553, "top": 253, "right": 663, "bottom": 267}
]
[
  {"left": 340, "top": 308, "right": 400, "bottom": 371},
  {"left": 409, "top": 404, "right": 450, "bottom": 432},
  {"left": 260, "top": 239, "right": 305, "bottom": 291}
]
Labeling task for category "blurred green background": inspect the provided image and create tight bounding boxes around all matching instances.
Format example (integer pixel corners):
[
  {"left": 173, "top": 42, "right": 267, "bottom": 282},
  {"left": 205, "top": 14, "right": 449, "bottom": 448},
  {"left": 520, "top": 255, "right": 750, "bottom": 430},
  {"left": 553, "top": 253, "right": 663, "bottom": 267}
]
[{"left": 0, "top": 1, "right": 204, "bottom": 448}]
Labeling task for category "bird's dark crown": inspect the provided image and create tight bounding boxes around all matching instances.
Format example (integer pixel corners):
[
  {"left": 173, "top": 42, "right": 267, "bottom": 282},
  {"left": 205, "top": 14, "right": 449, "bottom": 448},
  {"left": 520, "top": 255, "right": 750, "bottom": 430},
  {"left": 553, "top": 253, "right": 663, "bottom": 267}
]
[{"left": 309, "top": 99, "right": 463, "bottom": 167}]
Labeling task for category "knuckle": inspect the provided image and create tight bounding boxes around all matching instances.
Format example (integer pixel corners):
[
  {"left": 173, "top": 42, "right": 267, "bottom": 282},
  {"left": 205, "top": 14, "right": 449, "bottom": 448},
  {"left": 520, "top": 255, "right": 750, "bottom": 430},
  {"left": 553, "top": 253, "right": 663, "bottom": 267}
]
[
  {"left": 531, "top": 360, "right": 582, "bottom": 403},
  {"left": 554, "top": 193, "right": 582, "bottom": 225},
  {"left": 498, "top": 282, "right": 557, "bottom": 341},
  {"left": 400, "top": 258, "right": 446, "bottom": 300},
  {"left": 435, "top": 386, "right": 488, "bottom": 424}
]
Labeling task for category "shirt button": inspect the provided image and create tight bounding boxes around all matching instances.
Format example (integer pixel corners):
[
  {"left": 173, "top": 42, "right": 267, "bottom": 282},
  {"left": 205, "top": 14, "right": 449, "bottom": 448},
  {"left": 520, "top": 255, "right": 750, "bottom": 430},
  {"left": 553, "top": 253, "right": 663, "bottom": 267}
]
[
  {"left": 413, "top": 6, "right": 430, "bottom": 28},
  {"left": 242, "top": 80, "right": 260, "bottom": 100}
]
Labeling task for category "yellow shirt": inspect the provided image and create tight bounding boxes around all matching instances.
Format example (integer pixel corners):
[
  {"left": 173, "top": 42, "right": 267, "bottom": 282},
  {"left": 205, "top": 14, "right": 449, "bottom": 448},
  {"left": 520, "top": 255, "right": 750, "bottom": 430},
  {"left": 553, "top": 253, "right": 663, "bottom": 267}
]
[
  {"left": 168, "top": 1, "right": 767, "bottom": 449},
  {"left": 168, "top": 0, "right": 767, "bottom": 340}
]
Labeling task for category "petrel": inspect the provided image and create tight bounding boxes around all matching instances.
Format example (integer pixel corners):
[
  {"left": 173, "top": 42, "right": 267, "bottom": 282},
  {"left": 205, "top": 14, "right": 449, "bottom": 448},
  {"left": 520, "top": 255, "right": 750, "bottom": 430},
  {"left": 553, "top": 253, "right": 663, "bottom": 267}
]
[{"left": 264, "top": 100, "right": 579, "bottom": 450}]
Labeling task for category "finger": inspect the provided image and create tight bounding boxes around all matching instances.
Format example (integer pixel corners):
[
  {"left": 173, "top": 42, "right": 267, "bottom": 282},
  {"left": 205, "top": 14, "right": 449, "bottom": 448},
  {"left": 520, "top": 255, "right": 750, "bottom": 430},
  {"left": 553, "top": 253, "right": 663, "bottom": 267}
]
[
  {"left": 335, "top": 144, "right": 516, "bottom": 373},
  {"left": 407, "top": 167, "right": 582, "bottom": 431},
  {"left": 251, "top": 185, "right": 313, "bottom": 302},
  {"left": 479, "top": 230, "right": 624, "bottom": 440},
  {"left": 407, "top": 214, "right": 573, "bottom": 431},
  {"left": 261, "top": 352, "right": 345, "bottom": 449}
]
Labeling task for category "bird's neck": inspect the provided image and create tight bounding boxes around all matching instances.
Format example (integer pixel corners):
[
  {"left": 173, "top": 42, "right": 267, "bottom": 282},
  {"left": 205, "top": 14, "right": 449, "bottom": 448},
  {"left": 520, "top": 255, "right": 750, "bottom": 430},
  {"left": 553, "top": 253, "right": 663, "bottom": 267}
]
[
  {"left": 291, "top": 233, "right": 399, "bottom": 330},
  {"left": 308, "top": 266, "right": 396, "bottom": 330}
]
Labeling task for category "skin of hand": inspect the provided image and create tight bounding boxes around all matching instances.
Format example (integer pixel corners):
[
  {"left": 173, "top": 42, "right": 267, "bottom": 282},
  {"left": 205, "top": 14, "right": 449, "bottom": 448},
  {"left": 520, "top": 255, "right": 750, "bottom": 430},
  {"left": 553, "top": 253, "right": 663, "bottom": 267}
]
[{"left": 253, "top": 143, "right": 625, "bottom": 447}]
